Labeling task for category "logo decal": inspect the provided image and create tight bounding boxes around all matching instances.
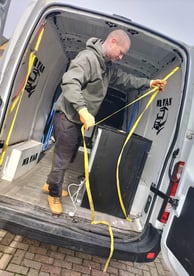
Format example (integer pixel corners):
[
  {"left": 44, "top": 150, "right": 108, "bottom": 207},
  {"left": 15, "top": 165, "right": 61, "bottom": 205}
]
[
  {"left": 25, "top": 57, "right": 45, "bottom": 97},
  {"left": 22, "top": 153, "right": 38, "bottom": 166},
  {"left": 153, "top": 98, "right": 172, "bottom": 135}
]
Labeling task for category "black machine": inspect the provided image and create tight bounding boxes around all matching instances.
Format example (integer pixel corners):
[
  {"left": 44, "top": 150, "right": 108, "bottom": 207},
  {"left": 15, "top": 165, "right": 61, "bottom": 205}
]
[{"left": 81, "top": 126, "right": 152, "bottom": 218}]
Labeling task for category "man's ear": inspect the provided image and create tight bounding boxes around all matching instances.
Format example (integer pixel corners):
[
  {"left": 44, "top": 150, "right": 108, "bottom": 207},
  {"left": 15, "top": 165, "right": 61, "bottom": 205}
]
[
  {"left": 110, "top": 38, "right": 117, "bottom": 48},
  {"left": 111, "top": 38, "right": 117, "bottom": 44}
]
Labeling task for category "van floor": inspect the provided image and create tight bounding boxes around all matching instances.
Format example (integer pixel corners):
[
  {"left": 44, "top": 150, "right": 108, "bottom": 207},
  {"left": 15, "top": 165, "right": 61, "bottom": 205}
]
[
  {"left": 0, "top": 144, "right": 142, "bottom": 236},
  {"left": 0, "top": 143, "right": 84, "bottom": 210}
]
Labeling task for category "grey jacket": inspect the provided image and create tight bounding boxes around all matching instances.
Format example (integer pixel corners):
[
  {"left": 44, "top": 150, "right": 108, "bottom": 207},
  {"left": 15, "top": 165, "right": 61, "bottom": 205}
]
[{"left": 55, "top": 37, "right": 150, "bottom": 124}]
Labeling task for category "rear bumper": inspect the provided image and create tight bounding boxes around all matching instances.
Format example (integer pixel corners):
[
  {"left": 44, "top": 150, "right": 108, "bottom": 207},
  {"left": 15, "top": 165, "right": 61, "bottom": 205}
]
[{"left": 0, "top": 199, "right": 161, "bottom": 262}]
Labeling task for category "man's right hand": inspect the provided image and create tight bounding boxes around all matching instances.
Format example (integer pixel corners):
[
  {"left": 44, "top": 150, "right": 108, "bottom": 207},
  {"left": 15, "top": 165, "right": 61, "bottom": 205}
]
[
  {"left": 150, "top": 79, "right": 167, "bottom": 92},
  {"left": 79, "top": 107, "right": 95, "bottom": 130}
]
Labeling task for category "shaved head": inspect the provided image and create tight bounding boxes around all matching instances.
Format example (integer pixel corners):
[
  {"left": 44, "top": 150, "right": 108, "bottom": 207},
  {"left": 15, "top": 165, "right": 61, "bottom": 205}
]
[
  {"left": 106, "top": 29, "right": 131, "bottom": 47},
  {"left": 102, "top": 29, "right": 131, "bottom": 62}
]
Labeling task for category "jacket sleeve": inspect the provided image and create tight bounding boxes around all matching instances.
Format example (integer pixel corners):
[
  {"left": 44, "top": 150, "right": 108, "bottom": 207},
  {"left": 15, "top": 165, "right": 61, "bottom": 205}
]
[
  {"left": 60, "top": 51, "right": 94, "bottom": 112},
  {"left": 109, "top": 65, "right": 150, "bottom": 91}
]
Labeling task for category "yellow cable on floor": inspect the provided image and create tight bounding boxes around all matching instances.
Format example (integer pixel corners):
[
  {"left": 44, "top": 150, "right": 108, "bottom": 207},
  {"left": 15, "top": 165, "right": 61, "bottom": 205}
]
[
  {"left": 81, "top": 125, "right": 114, "bottom": 272},
  {"left": 0, "top": 24, "right": 45, "bottom": 166}
]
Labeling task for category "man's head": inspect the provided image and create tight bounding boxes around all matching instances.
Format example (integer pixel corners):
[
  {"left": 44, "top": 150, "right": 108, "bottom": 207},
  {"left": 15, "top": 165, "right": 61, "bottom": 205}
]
[{"left": 102, "top": 29, "right": 131, "bottom": 62}]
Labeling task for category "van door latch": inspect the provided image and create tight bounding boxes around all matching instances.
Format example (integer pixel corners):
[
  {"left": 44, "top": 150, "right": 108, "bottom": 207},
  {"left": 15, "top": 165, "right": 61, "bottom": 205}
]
[{"left": 150, "top": 183, "right": 179, "bottom": 209}]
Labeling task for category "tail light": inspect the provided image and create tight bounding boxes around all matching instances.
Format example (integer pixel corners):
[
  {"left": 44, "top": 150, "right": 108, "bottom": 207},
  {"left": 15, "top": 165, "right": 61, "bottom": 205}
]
[
  {"left": 159, "top": 161, "right": 185, "bottom": 223},
  {"left": 146, "top": 252, "right": 156, "bottom": 260}
]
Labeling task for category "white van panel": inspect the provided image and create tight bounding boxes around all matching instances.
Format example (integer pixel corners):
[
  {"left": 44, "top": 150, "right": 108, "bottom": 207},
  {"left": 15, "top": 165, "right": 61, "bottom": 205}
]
[{"left": 161, "top": 145, "right": 194, "bottom": 275}]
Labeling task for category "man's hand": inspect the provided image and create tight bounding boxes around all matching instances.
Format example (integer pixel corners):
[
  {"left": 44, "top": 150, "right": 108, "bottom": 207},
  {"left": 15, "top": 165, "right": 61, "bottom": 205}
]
[
  {"left": 150, "top": 79, "right": 167, "bottom": 92},
  {"left": 79, "top": 107, "right": 95, "bottom": 130}
]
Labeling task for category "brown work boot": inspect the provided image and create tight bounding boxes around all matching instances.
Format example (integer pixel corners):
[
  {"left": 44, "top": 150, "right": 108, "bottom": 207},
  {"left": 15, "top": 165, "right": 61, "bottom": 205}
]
[
  {"left": 42, "top": 183, "right": 68, "bottom": 197},
  {"left": 47, "top": 195, "right": 63, "bottom": 215}
]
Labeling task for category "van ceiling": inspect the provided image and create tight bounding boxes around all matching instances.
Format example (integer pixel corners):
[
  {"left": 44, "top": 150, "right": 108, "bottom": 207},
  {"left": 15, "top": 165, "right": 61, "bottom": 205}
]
[{"left": 48, "top": 10, "right": 180, "bottom": 79}]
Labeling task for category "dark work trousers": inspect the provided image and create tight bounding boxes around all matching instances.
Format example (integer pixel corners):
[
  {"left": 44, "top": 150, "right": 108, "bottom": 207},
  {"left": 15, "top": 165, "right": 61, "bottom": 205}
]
[{"left": 47, "top": 112, "right": 82, "bottom": 197}]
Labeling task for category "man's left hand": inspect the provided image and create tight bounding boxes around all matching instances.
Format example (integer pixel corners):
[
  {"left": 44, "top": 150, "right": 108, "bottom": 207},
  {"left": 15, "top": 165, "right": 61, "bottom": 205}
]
[{"left": 150, "top": 79, "right": 167, "bottom": 92}]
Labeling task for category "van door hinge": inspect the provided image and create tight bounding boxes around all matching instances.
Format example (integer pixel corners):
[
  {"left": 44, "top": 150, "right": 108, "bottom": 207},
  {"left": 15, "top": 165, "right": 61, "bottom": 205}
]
[{"left": 151, "top": 183, "right": 179, "bottom": 209}]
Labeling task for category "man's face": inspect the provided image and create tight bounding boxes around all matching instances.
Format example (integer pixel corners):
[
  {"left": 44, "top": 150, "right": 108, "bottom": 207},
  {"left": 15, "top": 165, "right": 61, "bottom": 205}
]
[{"left": 107, "top": 39, "right": 130, "bottom": 62}]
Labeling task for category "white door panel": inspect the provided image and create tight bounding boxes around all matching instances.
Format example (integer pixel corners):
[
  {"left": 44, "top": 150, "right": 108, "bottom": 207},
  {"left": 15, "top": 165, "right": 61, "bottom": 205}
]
[{"left": 161, "top": 145, "right": 194, "bottom": 276}]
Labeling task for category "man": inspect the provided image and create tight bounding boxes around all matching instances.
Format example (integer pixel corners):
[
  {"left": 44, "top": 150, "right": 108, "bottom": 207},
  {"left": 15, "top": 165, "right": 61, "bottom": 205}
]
[{"left": 43, "top": 29, "right": 167, "bottom": 215}]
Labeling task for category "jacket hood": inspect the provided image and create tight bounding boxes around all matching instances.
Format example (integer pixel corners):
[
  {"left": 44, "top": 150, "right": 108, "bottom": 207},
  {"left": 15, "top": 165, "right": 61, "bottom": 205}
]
[{"left": 86, "top": 37, "right": 108, "bottom": 70}]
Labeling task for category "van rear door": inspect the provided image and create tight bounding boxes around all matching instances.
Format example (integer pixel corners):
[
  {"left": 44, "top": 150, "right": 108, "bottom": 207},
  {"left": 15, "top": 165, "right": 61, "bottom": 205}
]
[
  {"left": 160, "top": 141, "right": 194, "bottom": 276},
  {"left": 0, "top": 0, "right": 11, "bottom": 45}
]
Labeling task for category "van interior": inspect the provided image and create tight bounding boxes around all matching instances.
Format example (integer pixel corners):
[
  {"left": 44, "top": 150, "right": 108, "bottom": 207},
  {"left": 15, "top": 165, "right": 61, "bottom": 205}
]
[{"left": 0, "top": 5, "right": 185, "bottom": 242}]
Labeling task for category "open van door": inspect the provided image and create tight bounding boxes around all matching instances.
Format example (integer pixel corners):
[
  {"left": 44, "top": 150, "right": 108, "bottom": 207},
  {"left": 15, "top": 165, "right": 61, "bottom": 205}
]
[
  {"left": 0, "top": 0, "right": 11, "bottom": 45},
  {"left": 160, "top": 144, "right": 194, "bottom": 276}
]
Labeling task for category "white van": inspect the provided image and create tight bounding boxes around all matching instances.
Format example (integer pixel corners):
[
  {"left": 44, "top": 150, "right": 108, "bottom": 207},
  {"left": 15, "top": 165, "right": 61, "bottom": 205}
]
[{"left": 0, "top": 1, "right": 194, "bottom": 275}]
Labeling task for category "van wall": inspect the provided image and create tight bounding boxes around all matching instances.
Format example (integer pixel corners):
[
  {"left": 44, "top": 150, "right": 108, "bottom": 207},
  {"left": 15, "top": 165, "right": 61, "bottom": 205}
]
[
  {"left": 130, "top": 66, "right": 183, "bottom": 217},
  {"left": 2, "top": 19, "right": 67, "bottom": 144}
]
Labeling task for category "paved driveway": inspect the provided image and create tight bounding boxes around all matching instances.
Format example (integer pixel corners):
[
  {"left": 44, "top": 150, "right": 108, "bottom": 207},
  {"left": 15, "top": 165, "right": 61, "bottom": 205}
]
[{"left": 0, "top": 229, "right": 173, "bottom": 275}]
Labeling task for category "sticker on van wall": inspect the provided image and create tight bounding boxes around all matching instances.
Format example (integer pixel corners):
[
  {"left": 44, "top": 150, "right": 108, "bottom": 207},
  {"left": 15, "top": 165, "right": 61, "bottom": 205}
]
[
  {"left": 25, "top": 57, "right": 45, "bottom": 97},
  {"left": 152, "top": 98, "right": 172, "bottom": 134}
]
